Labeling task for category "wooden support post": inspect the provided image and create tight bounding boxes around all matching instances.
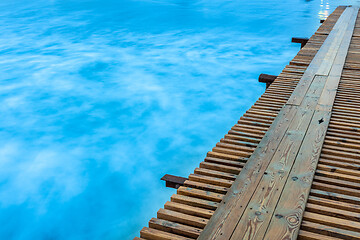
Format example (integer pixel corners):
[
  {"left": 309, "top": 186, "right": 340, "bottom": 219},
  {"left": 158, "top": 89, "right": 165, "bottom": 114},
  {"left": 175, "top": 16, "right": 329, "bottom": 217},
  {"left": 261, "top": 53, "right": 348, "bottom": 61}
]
[
  {"left": 292, "top": 37, "right": 309, "bottom": 48},
  {"left": 161, "top": 174, "right": 188, "bottom": 189},
  {"left": 258, "top": 74, "right": 277, "bottom": 88}
]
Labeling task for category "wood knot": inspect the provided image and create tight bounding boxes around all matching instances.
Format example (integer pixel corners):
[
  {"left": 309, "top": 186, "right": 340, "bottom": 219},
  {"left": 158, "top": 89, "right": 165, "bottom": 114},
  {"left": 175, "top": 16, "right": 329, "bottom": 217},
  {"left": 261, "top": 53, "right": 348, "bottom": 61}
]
[
  {"left": 275, "top": 214, "right": 283, "bottom": 219},
  {"left": 292, "top": 176, "right": 298, "bottom": 181},
  {"left": 288, "top": 216, "right": 299, "bottom": 224}
]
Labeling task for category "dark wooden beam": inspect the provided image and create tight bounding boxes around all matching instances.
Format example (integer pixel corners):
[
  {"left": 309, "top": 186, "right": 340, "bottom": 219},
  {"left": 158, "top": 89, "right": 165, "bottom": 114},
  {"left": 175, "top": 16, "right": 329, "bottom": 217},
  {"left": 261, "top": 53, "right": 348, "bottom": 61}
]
[
  {"left": 258, "top": 74, "right": 277, "bottom": 89},
  {"left": 161, "top": 174, "right": 188, "bottom": 189},
  {"left": 291, "top": 37, "right": 309, "bottom": 48}
]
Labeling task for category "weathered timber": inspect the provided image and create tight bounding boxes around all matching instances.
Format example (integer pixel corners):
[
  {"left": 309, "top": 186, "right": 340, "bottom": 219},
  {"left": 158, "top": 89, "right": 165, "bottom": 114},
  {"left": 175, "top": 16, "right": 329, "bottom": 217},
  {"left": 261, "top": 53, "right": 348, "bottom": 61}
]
[
  {"left": 292, "top": 37, "right": 309, "bottom": 48},
  {"left": 161, "top": 174, "right": 188, "bottom": 189},
  {"left": 258, "top": 74, "right": 277, "bottom": 88}
]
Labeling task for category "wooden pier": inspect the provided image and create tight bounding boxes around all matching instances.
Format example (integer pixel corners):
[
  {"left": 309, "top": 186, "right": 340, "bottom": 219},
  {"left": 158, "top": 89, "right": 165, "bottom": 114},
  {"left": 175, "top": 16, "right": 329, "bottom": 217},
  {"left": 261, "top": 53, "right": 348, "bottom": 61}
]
[{"left": 135, "top": 6, "right": 360, "bottom": 240}]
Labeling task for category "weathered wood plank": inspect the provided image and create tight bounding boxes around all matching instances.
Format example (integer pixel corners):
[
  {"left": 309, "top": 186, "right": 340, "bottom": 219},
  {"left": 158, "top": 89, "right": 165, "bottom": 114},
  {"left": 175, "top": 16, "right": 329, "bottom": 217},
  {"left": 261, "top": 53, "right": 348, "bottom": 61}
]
[
  {"left": 149, "top": 218, "right": 201, "bottom": 239},
  {"left": 298, "top": 230, "right": 343, "bottom": 240},
  {"left": 300, "top": 221, "right": 360, "bottom": 240},
  {"left": 317, "top": 8, "right": 359, "bottom": 112},
  {"left": 164, "top": 201, "right": 214, "bottom": 219},
  {"left": 260, "top": 111, "right": 331, "bottom": 240},
  {"left": 229, "top": 74, "right": 329, "bottom": 239},
  {"left": 261, "top": 8, "right": 358, "bottom": 240},
  {"left": 157, "top": 208, "right": 208, "bottom": 229},
  {"left": 316, "top": 7, "right": 354, "bottom": 76},
  {"left": 287, "top": 7, "right": 355, "bottom": 106},
  {"left": 229, "top": 108, "right": 314, "bottom": 240},
  {"left": 197, "top": 105, "right": 299, "bottom": 240}
]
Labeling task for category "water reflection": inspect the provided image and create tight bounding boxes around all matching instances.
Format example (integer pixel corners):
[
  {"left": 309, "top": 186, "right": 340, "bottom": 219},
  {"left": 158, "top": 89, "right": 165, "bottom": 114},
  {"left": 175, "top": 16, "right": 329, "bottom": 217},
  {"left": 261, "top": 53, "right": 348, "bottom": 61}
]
[{"left": 318, "top": 0, "right": 330, "bottom": 20}]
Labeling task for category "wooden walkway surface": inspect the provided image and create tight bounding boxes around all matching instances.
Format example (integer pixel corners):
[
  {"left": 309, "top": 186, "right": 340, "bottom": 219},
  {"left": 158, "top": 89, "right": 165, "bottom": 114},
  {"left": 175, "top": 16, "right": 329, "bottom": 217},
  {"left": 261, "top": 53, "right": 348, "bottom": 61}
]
[{"left": 135, "top": 6, "right": 360, "bottom": 240}]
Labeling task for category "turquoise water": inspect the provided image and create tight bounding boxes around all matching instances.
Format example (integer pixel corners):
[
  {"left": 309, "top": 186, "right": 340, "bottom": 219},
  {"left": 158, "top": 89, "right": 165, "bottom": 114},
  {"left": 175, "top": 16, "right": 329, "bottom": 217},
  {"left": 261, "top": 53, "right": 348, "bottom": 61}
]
[{"left": 0, "top": 0, "right": 357, "bottom": 239}]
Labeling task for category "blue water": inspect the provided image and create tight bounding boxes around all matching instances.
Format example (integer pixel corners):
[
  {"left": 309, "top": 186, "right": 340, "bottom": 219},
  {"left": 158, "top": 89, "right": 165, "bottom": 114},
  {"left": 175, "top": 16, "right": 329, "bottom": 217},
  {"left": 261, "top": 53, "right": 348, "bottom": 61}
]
[{"left": 0, "top": 0, "right": 357, "bottom": 239}]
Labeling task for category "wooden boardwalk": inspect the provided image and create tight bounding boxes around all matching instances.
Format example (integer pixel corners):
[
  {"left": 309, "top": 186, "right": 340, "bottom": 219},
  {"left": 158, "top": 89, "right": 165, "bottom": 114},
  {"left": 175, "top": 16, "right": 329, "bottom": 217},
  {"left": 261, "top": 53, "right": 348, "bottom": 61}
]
[{"left": 135, "top": 6, "right": 360, "bottom": 240}]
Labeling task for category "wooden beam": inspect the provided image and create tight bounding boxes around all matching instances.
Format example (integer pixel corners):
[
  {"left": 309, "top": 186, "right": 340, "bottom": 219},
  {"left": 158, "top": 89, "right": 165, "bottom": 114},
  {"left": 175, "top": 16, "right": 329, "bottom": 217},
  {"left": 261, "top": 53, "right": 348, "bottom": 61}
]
[
  {"left": 258, "top": 74, "right": 277, "bottom": 88},
  {"left": 292, "top": 37, "right": 309, "bottom": 48},
  {"left": 161, "top": 174, "right": 188, "bottom": 189}
]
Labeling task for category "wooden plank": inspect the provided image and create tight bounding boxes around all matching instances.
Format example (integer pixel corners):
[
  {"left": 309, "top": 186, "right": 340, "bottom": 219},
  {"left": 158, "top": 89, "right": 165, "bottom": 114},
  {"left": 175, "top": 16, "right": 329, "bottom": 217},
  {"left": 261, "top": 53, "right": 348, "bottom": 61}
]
[
  {"left": 199, "top": 74, "right": 328, "bottom": 240},
  {"left": 199, "top": 162, "right": 240, "bottom": 175},
  {"left": 170, "top": 194, "right": 219, "bottom": 210},
  {"left": 164, "top": 201, "right": 214, "bottom": 219},
  {"left": 303, "top": 211, "right": 360, "bottom": 233},
  {"left": 300, "top": 221, "right": 360, "bottom": 240},
  {"left": 193, "top": 168, "right": 237, "bottom": 181},
  {"left": 262, "top": 7, "right": 358, "bottom": 240},
  {"left": 310, "top": 188, "right": 360, "bottom": 205},
  {"left": 307, "top": 191, "right": 360, "bottom": 213},
  {"left": 177, "top": 187, "right": 224, "bottom": 203},
  {"left": 197, "top": 105, "right": 299, "bottom": 240},
  {"left": 184, "top": 180, "right": 228, "bottom": 194},
  {"left": 188, "top": 174, "right": 233, "bottom": 188},
  {"left": 287, "top": 7, "right": 355, "bottom": 106},
  {"left": 161, "top": 174, "right": 188, "bottom": 189},
  {"left": 149, "top": 218, "right": 201, "bottom": 239},
  {"left": 199, "top": 73, "right": 327, "bottom": 239},
  {"left": 229, "top": 107, "right": 315, "bottom": 240},
  {"left": 317, "top": 8, "right": 359, "bottom": 112},
  {"left": 260, "top": 105, "right": 331, "bottom": 239},
  {"left": 298, "top": 230, "right": 343, "bottom": 240},
  {"left": 157, "top": 208, "right": 208, "bottom": 229},
  {"left": 140, "top": 227, "right": 192, "bottom": 240},
  {"left": 316, "top": 7, "right": 354, "bottom": 76},
  {"left": 229, "top": 76, "right": 330, "bottom": 240},
  {"left": 305, "top": 203, "right": 360, "bottom": 222}
]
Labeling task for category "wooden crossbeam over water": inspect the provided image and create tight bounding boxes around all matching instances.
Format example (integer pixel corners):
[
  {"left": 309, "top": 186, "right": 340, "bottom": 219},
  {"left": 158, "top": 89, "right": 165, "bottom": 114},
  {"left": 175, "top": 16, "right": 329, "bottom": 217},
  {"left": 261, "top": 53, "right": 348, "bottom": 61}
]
[{"left": 135, "top": 6, "right": 360, "bottom": 240}]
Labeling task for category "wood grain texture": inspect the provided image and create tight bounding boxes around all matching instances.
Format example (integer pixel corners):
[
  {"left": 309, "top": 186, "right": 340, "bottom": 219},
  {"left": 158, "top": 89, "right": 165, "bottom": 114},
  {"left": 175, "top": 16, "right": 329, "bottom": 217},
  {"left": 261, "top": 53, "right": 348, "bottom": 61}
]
[
  {"left": 287, "top": 7, "right": 354, "bottom": 106},
  {"left": 229, "top": 75, "right": 328, "bottom": 240},
  {"left": 263, "top": 7, "right": 358, "bottom": 240},
  {"left": 198, "top": 105, "right": 299, "bottom": 240}
]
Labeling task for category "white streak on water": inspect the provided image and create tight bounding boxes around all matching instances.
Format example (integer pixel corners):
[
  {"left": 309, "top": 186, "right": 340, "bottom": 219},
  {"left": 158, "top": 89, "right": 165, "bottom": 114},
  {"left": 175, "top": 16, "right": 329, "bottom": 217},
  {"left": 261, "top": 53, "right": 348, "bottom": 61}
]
[{"left": 0, "top": 0, "right": 357, "bottom": 239}]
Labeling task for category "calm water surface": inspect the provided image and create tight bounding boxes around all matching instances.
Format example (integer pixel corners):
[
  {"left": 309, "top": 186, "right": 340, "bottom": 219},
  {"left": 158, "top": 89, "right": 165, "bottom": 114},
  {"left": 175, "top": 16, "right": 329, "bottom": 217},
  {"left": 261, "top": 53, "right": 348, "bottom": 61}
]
[{"left": 0, "top": 0, "right": 357, "bottom": 239}]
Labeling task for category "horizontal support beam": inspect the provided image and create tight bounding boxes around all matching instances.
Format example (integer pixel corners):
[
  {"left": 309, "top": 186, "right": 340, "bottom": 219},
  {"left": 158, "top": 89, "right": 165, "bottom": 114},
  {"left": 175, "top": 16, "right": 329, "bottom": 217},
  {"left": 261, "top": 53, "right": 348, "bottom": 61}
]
[
  {"left": 161, "top": 174, "right": 188, "bottom": 189},
  {"left": 258, "top": 74, "right": 277, "bottom": 88},
  {"left": 292, "top": 37, "right": 309, "bottom": 48}
]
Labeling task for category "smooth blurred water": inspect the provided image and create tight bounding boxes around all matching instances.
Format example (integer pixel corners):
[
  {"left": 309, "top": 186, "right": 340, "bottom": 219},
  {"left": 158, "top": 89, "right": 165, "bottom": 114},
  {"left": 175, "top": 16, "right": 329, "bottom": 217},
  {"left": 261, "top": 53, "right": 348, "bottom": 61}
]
[{"left": 0, "top": 0, "right": 358, "bottom": 239}]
